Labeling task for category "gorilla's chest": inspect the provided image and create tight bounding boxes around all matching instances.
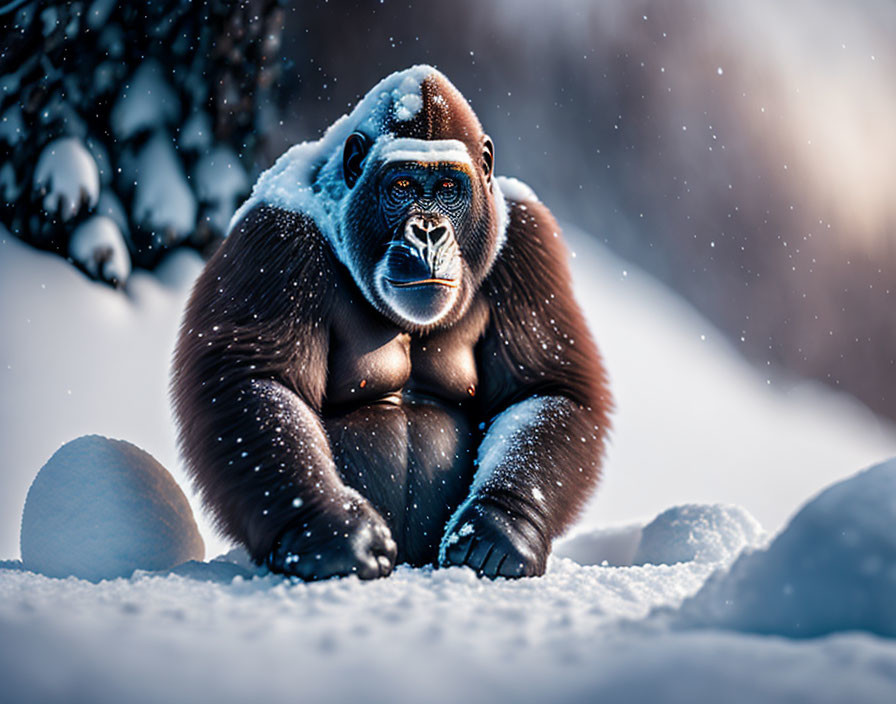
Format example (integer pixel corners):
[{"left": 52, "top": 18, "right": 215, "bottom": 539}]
[
  {"left": 324, "top": 295, "right": 486, "bottom": 409},
  {"left": 321, "top": 294, "right": 488, "bottom": 564}
]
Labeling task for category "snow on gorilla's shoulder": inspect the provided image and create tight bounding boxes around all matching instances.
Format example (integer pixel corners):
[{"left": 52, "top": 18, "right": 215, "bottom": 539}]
[
  {"left": 228, "top": 65, "right": 437, "bottom": 248},
  {"left": 496, "top": 175, "right": 540, "bottom": 204}
]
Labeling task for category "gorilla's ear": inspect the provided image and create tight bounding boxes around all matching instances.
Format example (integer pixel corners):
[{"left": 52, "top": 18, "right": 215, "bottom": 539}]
[
  {"left": 481, "top": 136, "right": 495, "bottom": 183},
  {"left": 343, "top": 132, "right": 372, "bottom": 188}
]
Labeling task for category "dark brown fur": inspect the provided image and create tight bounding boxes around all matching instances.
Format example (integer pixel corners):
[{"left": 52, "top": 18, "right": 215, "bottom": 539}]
[{"left": 171, "top": 69, "right": 611, "bottom": 579}]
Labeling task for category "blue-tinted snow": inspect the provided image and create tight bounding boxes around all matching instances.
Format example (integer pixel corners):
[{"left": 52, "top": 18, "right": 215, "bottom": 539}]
[
  {"left": 69, "top": 215, "right": 131, "bottom": 285},
  {"left": 2, "top": 219, "right": 896, "bottom": 701},
  {"left": 110, "top": 60, "right": 180, "bottom": 141},
  {"left": 678, "top": 458, "right": 896, "bottom": 638},
  {"left": 20, "top": 435, "right": 204, "bottom": 582},
  {"left": 32, "top": 137, "right": 100, "bottom": 222}
]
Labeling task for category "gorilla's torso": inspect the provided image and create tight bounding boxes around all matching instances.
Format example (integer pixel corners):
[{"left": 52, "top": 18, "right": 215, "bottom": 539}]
[{"left": 321, "top": 272, "right": 491, "bottom": 565}]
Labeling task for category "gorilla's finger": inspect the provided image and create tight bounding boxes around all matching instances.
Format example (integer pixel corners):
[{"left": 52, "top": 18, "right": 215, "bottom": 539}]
[
  {"left": 443, "top": 535, "right": 475, "bottom": 567},
  {"left": 466, "top": 538, "right": 494, "bottom": 572},
  {"left": 376, "top": 554, "right": 393, "bottom": 577},
  {"left": 480, "top": 547, "right": 508, "bottom": 579}
]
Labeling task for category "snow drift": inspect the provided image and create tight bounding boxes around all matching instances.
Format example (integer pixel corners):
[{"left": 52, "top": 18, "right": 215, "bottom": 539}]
[
  {"left": 3, "top": 462, "right": 896, "bottom": 704},
  {"left": 678, "top": 458, "right": 896, "bottom": 638}
]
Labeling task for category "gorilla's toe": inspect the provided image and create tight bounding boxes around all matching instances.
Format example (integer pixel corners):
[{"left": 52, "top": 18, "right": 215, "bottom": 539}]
[
  {"left": 266, "top": 504, "right": 397, "bottom": 581},
  {"left": 440, "top": 502, "right": 548, "bottom": 579}
]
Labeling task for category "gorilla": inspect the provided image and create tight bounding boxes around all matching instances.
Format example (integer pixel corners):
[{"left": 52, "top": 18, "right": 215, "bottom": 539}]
[{"left": 171, "top": 65, "right": 612, "bottom": 580}]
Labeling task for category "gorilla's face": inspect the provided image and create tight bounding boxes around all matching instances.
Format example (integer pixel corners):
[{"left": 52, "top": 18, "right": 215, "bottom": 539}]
[{"left": 341, "top": 133, "right": 498, "bottom": 330}]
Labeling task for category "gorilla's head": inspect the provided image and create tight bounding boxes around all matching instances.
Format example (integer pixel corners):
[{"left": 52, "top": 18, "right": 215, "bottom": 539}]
[{"left": 337, "top": 70, "right": 505, "bottom": 330}]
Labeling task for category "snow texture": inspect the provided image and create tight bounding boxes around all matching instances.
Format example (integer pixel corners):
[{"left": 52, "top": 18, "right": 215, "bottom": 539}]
[
  {"left": 20, "top": 435, "right": 204, "bottom": 582},
  {"left": 132, "top": 132, "right": 197, "bottom": 242},
  {"left": 496, "top": 175, "right": 539, "bottom": 203},
  {"left": 111, "top": 60, "right": 180, "bottom": 140},
  {"left": 193, "top": 145, "right": 249, "bottom": 233},
  {"left": 33, "top": 137, "right": 100, "bottom": 222},
  {"left": 69, "top": 215, "right": 131, "bottom": 285},
  {"left": 4, "top": 471, "right": 896, "bottom": 703},
  {"left": 634, "top": 504, "right": 765, "bottom": 566},
  {"left": 3, "top": 216, "right": 896, "bottom": 700},
  {"left": 678, "top": 458, "right": 896, "bottom": 638}
]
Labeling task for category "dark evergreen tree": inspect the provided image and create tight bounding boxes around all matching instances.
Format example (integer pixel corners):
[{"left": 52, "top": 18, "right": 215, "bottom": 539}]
[{"left": 0, "top": 0, "right": 284, "bottom": 287}]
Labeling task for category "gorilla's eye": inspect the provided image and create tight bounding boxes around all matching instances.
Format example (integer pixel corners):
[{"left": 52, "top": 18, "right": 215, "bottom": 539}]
[
  {"left": 390, "top": 178, "right": 413, "bottom": 197},
  {"left": 437, "top": 178, "right": 460, "bottom": 202}
]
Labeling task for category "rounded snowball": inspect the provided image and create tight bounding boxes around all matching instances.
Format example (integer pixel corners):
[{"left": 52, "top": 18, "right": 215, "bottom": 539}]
[{"left": 20, "top": 435, "right": 204, "bottom": 581}]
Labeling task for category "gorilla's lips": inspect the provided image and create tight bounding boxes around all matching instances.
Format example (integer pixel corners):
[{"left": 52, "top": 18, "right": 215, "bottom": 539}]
[
  {"left": 384, "top": 277, "right": 460, "bottom": 289},
  {"left": 375, "top": 216, "right": 463, "bottom": 324}
]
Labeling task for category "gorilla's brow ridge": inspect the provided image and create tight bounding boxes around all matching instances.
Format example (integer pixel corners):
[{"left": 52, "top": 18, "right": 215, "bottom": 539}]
[{"left": 379, "top": 138, "right": 473, "bottom": 168}]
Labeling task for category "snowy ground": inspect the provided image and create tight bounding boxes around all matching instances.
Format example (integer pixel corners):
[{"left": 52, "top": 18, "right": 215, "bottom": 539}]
[{"left": 2, "top": 225, "right": 896, "bottom": 701}]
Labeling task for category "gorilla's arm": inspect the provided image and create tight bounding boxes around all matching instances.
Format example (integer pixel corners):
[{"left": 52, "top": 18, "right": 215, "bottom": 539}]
[
  {"left": 440, "top": 198, "right": 612, "bottom": 577},
  {"left": 171, "top": 206, "right": 396, "bottom": 579}
]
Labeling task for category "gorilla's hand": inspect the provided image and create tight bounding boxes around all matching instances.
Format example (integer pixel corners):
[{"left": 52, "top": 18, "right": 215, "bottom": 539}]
[
  {"left": 266, "top": 495, "right": 397, "bottom": 581},
  {"left": 439, "top": 500, "right": 549, "bottom": 578}
]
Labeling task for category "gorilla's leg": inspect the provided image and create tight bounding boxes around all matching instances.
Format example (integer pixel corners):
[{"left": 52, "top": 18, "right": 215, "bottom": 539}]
[
  {"left": 440, "top": 395, "right": 601, "bottom": 578},
  {"left": 190, "top": 378, "right": 397, "bottom": 580}
]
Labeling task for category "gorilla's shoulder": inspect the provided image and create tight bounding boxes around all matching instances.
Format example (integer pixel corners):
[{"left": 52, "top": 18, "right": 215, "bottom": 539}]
[
  {"left": 489, "top": 194, "right": 570, "bottom": 287},
  {"left": 224, "top": 204, "right": 339, "bottom": 277},
  {"left": 228, "top": 204, "right": 330, "bottom": 251},
  {"left": 193, "top": 204, "right": 341, "bottom": 325}
]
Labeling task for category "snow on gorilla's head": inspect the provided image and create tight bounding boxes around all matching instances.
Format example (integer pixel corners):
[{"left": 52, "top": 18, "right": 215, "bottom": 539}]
[{"left": 230, "top": 65, "right": 509, "bottom": 268}]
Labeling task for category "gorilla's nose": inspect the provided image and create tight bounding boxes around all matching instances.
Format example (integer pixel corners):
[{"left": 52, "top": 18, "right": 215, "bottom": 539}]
[
  {"left": 404, "top": 215, "right": 452, "bottom": 252},
  {"left": 385, "top": 214, "right": 460, "bottom": 285},
  {"left": 404, "top": 215, "right": 458, "bottom": 274}
]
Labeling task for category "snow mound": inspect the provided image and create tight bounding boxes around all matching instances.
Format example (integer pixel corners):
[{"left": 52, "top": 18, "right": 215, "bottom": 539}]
[
  {"left": 0, "top": 162, "right": 17, "bottom": 201},
  {"left": 194, "top": 145, "right": 249, "bottom": 233},
  {"left": 20, "top": 435, "right": 204, "bottom": 581},
  {"left": 179, "top": 110, "right": 213, "bottom": 153},
  {"left": 111, "top": 60, "right": 180, "bottom": 140},
  {"left": 33, "top": 137, "right": 100, "bottom": 222},
  {"left": 679, "top": 458, "right": 896, "bottom": 637},
  {"left": 69, "top": 215, "right": 131, "bottom": 286},
  {"left": 635, "top": 504, "right": 765, "bottom": 566},
  {"left": 554, "top": 524, "right": 644, "bottom": 566},
  {"left": 132, "top": 132, "right": 196, "bottom": 244},
  {"left": 0, "top": 103, "right": 25, "bottom": 145},
  {"left": 554, "top": 504, "right": 764, "bottom": 568}
]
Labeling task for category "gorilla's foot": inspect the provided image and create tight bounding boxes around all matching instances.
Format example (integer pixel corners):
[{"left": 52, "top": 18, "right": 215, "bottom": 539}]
[
  {"left": 266, "top": 502, "right": 397, "bottom": 581},
  {"left": 440, "top": 501, "right": 548, "bottom": 578}
]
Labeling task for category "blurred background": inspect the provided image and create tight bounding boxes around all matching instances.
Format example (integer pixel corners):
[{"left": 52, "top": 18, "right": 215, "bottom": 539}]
[
  {"left": 2, "top": 0, "right": 894, "bottom": 421},
  {"left": 274, "top": 0, "right": 896, "bottom": 424}
]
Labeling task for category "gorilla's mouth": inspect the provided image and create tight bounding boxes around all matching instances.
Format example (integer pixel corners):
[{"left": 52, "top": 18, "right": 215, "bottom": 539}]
[{"left": 384, "top": 277, "right": 460, "bottom": 289}]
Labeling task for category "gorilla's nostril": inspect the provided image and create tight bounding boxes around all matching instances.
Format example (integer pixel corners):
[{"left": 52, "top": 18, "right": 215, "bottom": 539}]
[{"left": 429, "top": 226, "right": 449, "bottom": 246}]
